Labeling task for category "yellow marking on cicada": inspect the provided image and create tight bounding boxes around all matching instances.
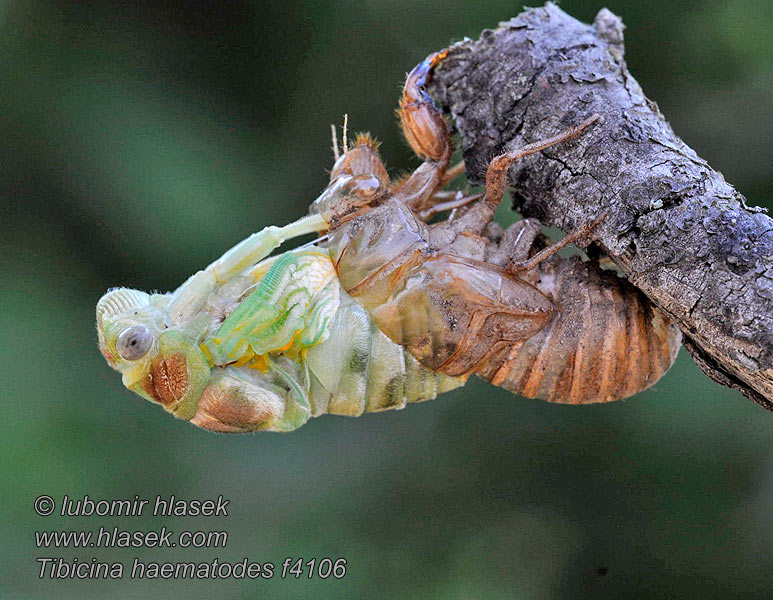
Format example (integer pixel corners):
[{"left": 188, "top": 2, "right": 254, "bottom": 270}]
[
  {"left": 233, "top": 353, "right": 253, "bottom": 368},
  {"left": 248, "top": 354, "right": 269, "bottom": 372},
  {"left": 275, "top": 332, "right": 302, "bottom": 353},
  {"left": 199, "top": 343, "right": 214, "bottom": 365}
]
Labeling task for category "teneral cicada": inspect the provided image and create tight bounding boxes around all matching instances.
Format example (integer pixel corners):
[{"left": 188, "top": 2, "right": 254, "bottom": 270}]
[{"left": 96, "top": 51, "right": 681, "bottom": 433}]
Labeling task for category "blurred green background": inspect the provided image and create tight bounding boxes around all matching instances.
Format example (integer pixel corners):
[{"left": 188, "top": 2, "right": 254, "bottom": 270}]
[{"left": 2, "top": 0, "right": 772, "bottom": 598}]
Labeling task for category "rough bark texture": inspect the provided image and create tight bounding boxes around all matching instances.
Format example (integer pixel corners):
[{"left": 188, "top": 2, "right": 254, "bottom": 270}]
[{"left": 426, "top": 3, "right": 773, "bottom": 408}]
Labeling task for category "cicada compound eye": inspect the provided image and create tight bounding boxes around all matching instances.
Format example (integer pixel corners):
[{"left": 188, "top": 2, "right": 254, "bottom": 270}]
[{"left": 116, "top": 325, "right": 153, "bottom": 361}]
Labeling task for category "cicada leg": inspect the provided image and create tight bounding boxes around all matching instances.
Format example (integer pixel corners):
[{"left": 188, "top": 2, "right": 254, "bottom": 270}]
[
  {"left": 507, "top": 209, "right": 609, "bottom": 274},
  {"left": 450, "top": 115, "right": 600, "bottom": 235},
  {"left": 393, "top": 51, "right": 455, "bottom": 211},
  {"left": 418, "top": 191, "right": 483, "bottom": 221},
  {"left": 398, "top": 50, "right": 450, "bottom": 162},
  {"left": 440, "top": 160, "right": 466, "bottom": 186},
  {"left": 205, "top": 213, "right": 326, "bottom": 284}
]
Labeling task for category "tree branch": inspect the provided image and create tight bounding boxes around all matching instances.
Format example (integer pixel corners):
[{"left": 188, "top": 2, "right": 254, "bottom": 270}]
[{"left": 426, "top": 3, "right": 773, "bottom": 409}]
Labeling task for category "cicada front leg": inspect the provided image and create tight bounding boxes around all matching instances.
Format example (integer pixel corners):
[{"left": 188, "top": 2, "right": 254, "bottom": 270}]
[
  {"left": 205, "top": 213, "right": 326, "bottom": 284},
  {"left": 393, "top": 51, "right": 456, "bottom": 212}
]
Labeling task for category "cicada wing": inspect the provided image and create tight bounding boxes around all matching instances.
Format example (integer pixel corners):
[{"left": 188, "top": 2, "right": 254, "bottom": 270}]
[{"left": 203, "top": 253, "right": 308, "bottom": 365}]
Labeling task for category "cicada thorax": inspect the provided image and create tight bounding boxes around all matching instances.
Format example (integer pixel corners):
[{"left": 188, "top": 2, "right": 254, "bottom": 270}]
[{"left": 327, "top": 201, "right": 682, "bottom": 404}]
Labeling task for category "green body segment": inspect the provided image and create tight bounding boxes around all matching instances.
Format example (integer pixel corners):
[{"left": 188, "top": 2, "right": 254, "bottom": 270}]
[{"left": 203, "top": 253, "right": 305, "bottom": 364}]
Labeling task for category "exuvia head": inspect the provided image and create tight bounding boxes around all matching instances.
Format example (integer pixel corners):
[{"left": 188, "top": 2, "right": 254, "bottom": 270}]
[
  {"left": 310, "top": 133, "right": 390, "bottom": 227},
  {"left": 309, "top": 173, "right": 384, "bottom": 227}
]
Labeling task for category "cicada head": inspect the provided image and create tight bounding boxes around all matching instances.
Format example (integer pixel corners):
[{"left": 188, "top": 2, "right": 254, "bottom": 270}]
[{"left": 96, "top": 285, "right": 211, "bottom": 420}]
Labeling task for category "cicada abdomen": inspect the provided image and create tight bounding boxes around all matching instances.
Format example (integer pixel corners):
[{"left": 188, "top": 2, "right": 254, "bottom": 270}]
[
  {"left": 305, "top": 289, "right": 463, "bottom": 417},
  {"left": 477, "top": 255, "right": 682, "bottom": 404}
]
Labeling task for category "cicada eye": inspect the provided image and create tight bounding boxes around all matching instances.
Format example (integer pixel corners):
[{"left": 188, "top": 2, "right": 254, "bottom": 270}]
[{"left": 116, "top": 325, "right": 153, "bottom": 361}]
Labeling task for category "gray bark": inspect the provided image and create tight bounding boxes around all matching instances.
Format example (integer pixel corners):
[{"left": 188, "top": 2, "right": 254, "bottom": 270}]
[{"left": 426, "top": 3, "right": 773, "bottom": 408}]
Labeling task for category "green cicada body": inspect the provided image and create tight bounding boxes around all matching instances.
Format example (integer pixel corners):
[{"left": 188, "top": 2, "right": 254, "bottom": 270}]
[{"left": 97, "top": 231, "right": 462, "bottom": 433}]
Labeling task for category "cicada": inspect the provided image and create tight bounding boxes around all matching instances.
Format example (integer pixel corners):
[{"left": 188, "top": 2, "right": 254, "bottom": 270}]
[{"left": 96, "top": 51, "right": 681, "bottom": 433}]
